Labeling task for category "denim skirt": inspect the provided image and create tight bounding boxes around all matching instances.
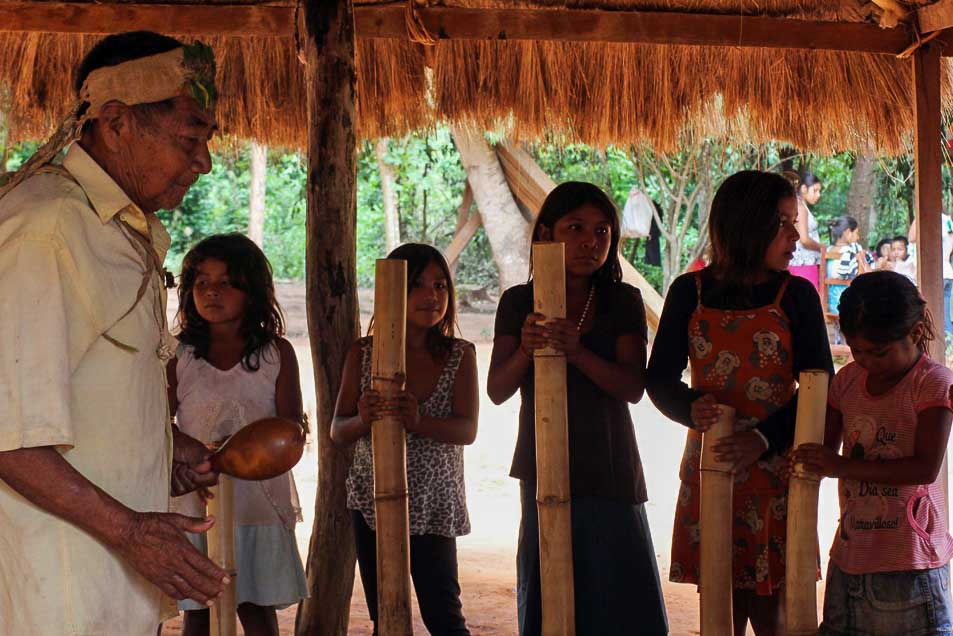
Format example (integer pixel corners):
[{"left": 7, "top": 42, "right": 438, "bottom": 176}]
[{"left": 820, "top": 561, "right": 953, "bottom": 636}]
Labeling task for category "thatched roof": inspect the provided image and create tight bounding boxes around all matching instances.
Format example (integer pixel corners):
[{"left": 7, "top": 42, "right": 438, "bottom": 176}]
[{"left": 0, "top": 0, "right": 950, "bottom": 154}]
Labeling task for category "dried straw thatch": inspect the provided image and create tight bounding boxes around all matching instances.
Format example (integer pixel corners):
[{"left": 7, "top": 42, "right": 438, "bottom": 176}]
[{"left": 0, "top": 0, "right": 949, "bottom": 153}]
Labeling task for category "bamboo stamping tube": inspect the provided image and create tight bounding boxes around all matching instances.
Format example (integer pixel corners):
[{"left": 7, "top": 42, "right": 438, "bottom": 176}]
[
  {"left": 208, "top": 476, "right": 237, "bottom": 636},
  {"left": 699, "top": 405, "right": 735, "bottom": 636},
  {"left": 371, "top": 259, "right": 413, "bottom": 636},
  {"left": 532, "top": 242, "right": 575, "bottom": 635},
  {"left": 785, "top": 369, "right": 830, "bottom": 636}
]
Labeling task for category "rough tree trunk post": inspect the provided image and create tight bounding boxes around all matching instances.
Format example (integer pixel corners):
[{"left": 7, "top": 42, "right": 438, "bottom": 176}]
[
  {"left": 451, "top": 125, "right": 530, "bottom": 290},
  {"left": 699, "top": 405, "right": 735, "bottom": 636},
  {"left": 376, "top": 138, "right": 401, "bottom": 253},
  {"left": 295, "top": 1, "right": 360, "bottom": 634},
  {"left": 371, "top": 259, "right": 413, "bottom": 634},
  {"left": 785, "top": 370, "right": 830, "bottom": 636},
  {"left": 846, "top": 156, "right": 876, "bottom": 245},
  {"left": 912, "top": 42, "right": 948, "bottom": 509},
  {"left": 532, "top": 242, "right": 575, "bottom": 635},
  {"left": 207, "top": 476, "right": 237, "bottom": 636},
  {"left": 248, "top": 141, "right": 267, "bottom": 248}
]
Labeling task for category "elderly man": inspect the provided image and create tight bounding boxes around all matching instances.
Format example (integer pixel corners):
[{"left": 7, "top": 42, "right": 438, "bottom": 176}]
[{"left": 0, "top": 32, "right": 229, "bottom": 634}]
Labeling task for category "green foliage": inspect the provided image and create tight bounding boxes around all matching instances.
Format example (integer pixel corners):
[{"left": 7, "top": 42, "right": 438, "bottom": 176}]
[{"left": 8, "top": 126, "right": 949, "bottom": 295}]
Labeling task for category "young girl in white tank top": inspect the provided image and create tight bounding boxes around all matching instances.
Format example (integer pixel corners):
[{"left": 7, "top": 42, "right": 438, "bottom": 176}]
[{"left": 167, "top": 233, "right": 307, "bottom": 636}]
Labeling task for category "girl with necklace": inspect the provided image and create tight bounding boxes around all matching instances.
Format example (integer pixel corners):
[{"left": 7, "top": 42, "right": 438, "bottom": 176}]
[{"left": 488, "top": 181, "right": 668, "bottom": 635}]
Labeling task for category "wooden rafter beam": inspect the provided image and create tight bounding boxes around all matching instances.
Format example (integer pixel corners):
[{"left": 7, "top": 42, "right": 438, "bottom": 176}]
[
  {"left": 0, "top": 2, "right": 292, "bottom": 36},
  {"left": 0, "top": 2, "right": 926, "bottom": 57},
  {"left": 358, "top": 6, "right": 914, "bottom": 55},
  {"left": 919, "top": 0, "right": 953, "bottom": 33}
]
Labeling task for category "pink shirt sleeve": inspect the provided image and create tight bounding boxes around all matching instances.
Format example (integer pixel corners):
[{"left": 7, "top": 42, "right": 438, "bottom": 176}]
[
  {"left": 828, "top": 363, "right": 854, "bottom": 413},
  {"left": 915, "top": 361, "right": 953, "bottom": 414}
]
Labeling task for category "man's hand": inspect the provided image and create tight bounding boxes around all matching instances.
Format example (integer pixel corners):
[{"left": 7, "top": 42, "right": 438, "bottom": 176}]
[
  {"left": 171, "top": 430, "right": 217, "bottom": 497},
  {"left": 114, "top": 512, "right": 229, "bottom": 604}
]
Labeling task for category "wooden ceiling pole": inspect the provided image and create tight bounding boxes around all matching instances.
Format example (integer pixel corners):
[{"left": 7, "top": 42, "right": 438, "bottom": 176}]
[
  {"left": 0, "top": 2, "right": 930, "bottom": 56},
  {"left": 295, "top": 1, "right": 360, "bottom": 635},
  {"left": 911, "top": 41, "right": 949, "bottom": 511}
]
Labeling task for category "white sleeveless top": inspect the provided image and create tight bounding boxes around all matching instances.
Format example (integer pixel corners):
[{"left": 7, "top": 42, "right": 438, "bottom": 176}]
[
  {"left": 171, "top": 343, "right": 301, "bottom": 528},
  {"left": 790, "top": 202, "right": 821, "bottom": 266}
]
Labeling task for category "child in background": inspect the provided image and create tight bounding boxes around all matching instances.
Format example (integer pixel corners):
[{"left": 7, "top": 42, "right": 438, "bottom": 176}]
[
  {"left": 792, "top": 271, "right": 953, "bottom": 636},
  {"left": 872, "top": 238, "right": 893, "bottom": 270},
  {"left": 488, "top": 181, "right": 667, "bottom": 635},
  {"left": 891, "top": 235, "right": 917, "bottom": 283},
  {"left": 332, "top": 243, "right": 478, "bottom": 636},
  {"left": 168, "top": 233, "right": 308, "bottom": 636},
  {"left": 826, "top": 215, "right": 868, "bottom": 317},
  {"left": 647, "top": 171, "right": 833, "bottom": 635}
]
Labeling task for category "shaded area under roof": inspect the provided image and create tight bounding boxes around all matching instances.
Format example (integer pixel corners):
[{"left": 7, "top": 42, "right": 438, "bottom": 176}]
[{"left": 0, "top": 0, "right": 950, "bottom": 153}]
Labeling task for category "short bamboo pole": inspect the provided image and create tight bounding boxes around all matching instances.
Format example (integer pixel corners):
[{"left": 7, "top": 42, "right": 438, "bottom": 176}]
[
  {"left": 785, "top": 370, "right": 830, "bottom": 636},
  {"left": 371, "top": 259, "right": 413, "bottom": 636},
  {"left": 532, "top": 242, "right": 575, "bottom": 635},
  {"left": 208, "top": 475, "right": 237, "bottom": 636},
  {"left": 699, "top": 405, "right": 735, "bottom": 636}
]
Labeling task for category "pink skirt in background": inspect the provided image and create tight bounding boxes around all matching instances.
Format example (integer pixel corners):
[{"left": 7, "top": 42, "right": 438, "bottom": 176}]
[{"left": 789, "top": 264, "right": 820, "bottom": 293}]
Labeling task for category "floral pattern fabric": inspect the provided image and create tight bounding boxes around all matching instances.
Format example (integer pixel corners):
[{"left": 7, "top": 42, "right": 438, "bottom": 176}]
[{"left": 670, "top": 274, "right": 798, "bottom": 594}]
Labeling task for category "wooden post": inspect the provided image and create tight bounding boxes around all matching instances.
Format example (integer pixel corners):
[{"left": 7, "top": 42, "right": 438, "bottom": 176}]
[
  {"left": 371, "top": 259, "right": 413, "bottom": 635},
  {"left": 208, "top": 476, "right": 237, "bottom": 636},
  {"left": 912, "top": 42, "right": 949, "bottom": 514},
  {"left": 532, "top": 242, "right": 575, "bottom": 635},
  {"left": 785, "top": 370, "right": 830, "bottom": 636},
  {"left": 699, "top": 405, "right": 735, "bottom": 636},
  {"left": 913, "top": 42, "right": 945, "bottom": 365},
  {"left": 296, "top": 1, "right": 361, "bottom": 635}
]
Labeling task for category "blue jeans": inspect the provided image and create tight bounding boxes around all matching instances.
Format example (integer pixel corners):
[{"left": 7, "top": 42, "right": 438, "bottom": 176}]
[
  {"left": 516, "top": 481, "right": 668, "bottom": 635},
  {"left": 944, "top": 279, "right": 953, "bottom": 344},
  {"left": 820, "top": 561, "right": 953, "bottom": 636}
]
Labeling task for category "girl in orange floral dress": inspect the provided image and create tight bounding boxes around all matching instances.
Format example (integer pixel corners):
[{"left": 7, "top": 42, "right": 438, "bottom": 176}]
[{"left": 647, "top": 171, "right": 833, "bottom": 635}]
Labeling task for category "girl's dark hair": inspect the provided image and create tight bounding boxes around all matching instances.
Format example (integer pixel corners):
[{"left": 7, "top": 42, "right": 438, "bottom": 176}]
[
  {"left": 530, "top": 181, "right": 622, "bottom": 286},
  {"left": 893, "top": 235, "right": 909, "bottom": 246},
  {"left": 799, "top": 171, "right": 822, "bottom": 189},
  {"left": 875, "top": 238, "right": 892, "bottom": 254},
  {"left": 177, "top": 233, "right": 285, "bottom": 371},
  {"left": 708, "top": 170, "right": 796, "bottom": 290},
  {"left": 829, "top": 215, "right": 858, "bottom": 242},
  {"left": 376, "top": 243, "right": 457, "bottom": 360},
  {"left": 838, "top": 271, "right": 935, "bottom": 353}
]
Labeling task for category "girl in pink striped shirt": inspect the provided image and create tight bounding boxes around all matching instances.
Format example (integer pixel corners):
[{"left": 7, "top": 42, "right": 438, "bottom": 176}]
[{"left": 793, "top": 270, "right": 953, "bottom": 636}]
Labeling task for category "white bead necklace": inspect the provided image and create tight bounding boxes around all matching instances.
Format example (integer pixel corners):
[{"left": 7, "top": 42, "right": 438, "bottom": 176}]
[{"left": 576, "top": 285, "right": 595, "bottom": 332}]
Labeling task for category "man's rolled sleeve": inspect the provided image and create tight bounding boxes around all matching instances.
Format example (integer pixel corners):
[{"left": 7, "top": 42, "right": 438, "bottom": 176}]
[{"left": 0, "top": 238, "right": 76, "bottom": 451}]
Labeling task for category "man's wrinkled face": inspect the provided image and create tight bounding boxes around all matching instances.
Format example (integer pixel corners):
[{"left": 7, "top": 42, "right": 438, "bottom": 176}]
[{"left": 125, "top": 95, "right": 217, "bottom": 213}]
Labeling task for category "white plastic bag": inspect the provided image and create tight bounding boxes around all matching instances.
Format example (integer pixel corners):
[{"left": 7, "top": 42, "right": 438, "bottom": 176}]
[{"left": 620, "top": 187, "right": 654, "bottom": 238}]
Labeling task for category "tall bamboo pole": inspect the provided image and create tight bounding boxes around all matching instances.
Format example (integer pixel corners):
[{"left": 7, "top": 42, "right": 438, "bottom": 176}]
[
  {"left": 699, "top": 405, "right": 735, "bottom": 636},
  {"left": 371, "top": 259, "right": 413, "bottom": 635},
  {"left": 207, "top": 476, "right": 237, "bottom": 636},
  {"left": 532, "top": 242, "right": 575, "bottom": 635},
  {"left": 785, "top": 370, "right": 830, "bottom": 636}
]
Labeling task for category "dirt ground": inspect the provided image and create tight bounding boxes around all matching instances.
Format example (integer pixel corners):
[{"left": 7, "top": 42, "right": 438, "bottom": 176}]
[{"left": 162, "top": 282, "right": 846, "bottom": 635}]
